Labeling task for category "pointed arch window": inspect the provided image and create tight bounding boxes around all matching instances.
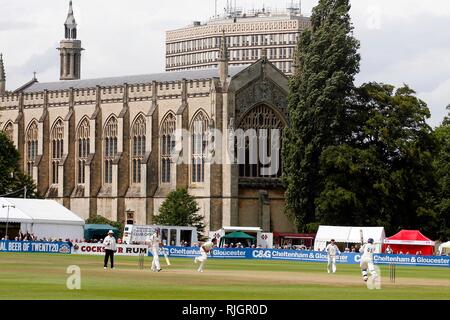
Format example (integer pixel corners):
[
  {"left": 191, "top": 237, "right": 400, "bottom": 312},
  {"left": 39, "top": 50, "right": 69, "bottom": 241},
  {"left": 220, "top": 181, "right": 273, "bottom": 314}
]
[
  {"left": 3, "top": 122, "right": 13, "bottom": 141},
  {"left": 26, "top": 121, "right": 39, "bottom": 177},
  {"left": 104, "top": 117, "right": 118, "bottom": 184},
  {"left": 77, "top": 118, "right": 90, "bottom": 184},
  {"left": 191, "top": 112, "right": 208, "bottom": 183},
  {"left": 51, "top": 119, "right": 64, "bottom": 184},
  {"left": 131, "top": 115, "right": 146, "bottom": 184},
  {"left": 237, "top": 105, "right": 285, "bottom": 178},
  {"left": 160, "top": 113, "right": 176, "bottom": 183}
]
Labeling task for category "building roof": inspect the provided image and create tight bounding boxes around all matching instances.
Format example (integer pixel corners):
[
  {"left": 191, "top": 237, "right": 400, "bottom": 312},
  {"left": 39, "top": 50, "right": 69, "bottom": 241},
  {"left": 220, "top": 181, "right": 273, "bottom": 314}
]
[
  {"left": 0, "top": 198, "right": 84, "bottom": 225},
  {"left": 65, "top": 1, "right": 77, "bottom": 28},
  {"left": 314, "top": 225, "right": 386, "bottom": 245},
  {"left": 21, "top": 66, "right": 248, "bottom": 93}
]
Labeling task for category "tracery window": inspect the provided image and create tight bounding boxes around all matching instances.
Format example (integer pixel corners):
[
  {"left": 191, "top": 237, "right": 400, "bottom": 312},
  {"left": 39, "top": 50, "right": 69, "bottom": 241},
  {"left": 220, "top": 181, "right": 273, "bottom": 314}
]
[
  {"left": 131, "top": 115, "right": 146, "bottom": 184},
  {"left": 237, "top": 105, "right": 285, "bottom": 178},
  {"left": 25, "top": 121, "right": 39, "bottom": 177},
  {"left": 161, "top": 113, "right": 176, "bottom": 183},
  {"left": 104, "top": 117, "right": 118, "bottom": 184},
  {"left": 51, "top": 119, "right": 64, "bottom": 184},
  {"left": 77, "top": 118, "right": 90, "bottom": 184},
  {"left": 191, "top": 112, "right": 208, "bottom": 183}
]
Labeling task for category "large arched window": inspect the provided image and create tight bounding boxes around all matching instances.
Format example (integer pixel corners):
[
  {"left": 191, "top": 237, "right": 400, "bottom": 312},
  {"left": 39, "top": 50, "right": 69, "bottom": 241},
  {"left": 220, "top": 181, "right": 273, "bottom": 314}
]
[
  {"left": 77, "top": 118, "right": 90, "bottom": 184},
  {"left": 26, "top": 121, "right": 39, "bottom": 177},
  {"left": 237, "top": 105, "right": 285, "bottom": 178},
  {"left": 131, "top": 115, "right": 146, "bottom": 184},
  {"left": 160, "top": 113, "right": 176, "bottom": 183},
  {"left": 191, "top": 112, "right": 208, "bottom": 183},
  {"left": 3, "top": 122, "right": 13, "bottom": 141},
  {"left": 104, "top": 116, "right": 118, "bottom": 184},
  {"left": 51, "top": 119, "right": 64, "bottom": 184}
]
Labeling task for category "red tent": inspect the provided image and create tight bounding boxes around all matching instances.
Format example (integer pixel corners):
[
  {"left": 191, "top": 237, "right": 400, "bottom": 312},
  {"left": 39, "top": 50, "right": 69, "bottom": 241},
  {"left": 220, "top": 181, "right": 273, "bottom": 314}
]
[{"left": 383, "top": 230, "right": 435, "bottom": 256}]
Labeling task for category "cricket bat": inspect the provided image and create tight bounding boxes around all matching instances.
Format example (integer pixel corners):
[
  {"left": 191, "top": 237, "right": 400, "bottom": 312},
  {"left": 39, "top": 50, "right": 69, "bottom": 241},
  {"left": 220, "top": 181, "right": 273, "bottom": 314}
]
[
  {"left": 360, "top": 229, "right": 364, "bottom": 245},
  {"left": 163, "top": 250, "right": 171, "bottom": 266}
]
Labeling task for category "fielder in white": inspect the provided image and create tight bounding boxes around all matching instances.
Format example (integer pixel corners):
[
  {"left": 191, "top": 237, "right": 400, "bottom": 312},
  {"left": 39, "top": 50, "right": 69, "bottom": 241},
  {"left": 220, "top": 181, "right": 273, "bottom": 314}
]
[
  {"left": 194, "top": 238, "right": 217, "bottom": 272},
  {"left": 146, "top": 228, "right": 162, "bottom": 272},
  {"left": 359, "top": 238, "right": 378, "bottom": 282},
  {"left": 325, "top": 239, "right": 341, "bottom": 273}
]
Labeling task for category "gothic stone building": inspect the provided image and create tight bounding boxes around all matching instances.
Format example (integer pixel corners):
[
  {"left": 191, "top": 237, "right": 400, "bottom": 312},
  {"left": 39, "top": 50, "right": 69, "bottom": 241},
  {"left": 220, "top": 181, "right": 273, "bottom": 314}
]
[{"left": 0, "top": 3, "right": 295, "bottom": 234}]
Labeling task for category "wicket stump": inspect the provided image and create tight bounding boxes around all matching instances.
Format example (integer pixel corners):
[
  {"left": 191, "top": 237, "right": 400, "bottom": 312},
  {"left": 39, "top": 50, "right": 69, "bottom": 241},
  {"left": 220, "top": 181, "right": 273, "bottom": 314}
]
[
  {"left": 389, "top": 263, "right": 396, "bottom": 283},
  {"left": 138, "top": 252, "right": 145, "bottom": 270}
]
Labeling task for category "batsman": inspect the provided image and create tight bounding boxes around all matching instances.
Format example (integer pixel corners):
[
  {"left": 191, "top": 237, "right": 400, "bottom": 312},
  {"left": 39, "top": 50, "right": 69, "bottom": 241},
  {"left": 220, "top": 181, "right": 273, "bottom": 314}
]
[{"left": 359, "top": 230, "right": 378, "bottom": 283}]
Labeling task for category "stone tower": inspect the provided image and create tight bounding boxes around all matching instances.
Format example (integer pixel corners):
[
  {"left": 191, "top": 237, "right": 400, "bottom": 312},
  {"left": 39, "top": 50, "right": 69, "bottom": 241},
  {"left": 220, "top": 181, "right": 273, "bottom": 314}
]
[
  {"left": 218, "top": 30, "right": 229, "bottom": 85},
  {"left": 0, "top": 53, "right": 5, "bottom": 95},
  {"left": 58, "top": 1, "right": 83, "bottom": 80}
]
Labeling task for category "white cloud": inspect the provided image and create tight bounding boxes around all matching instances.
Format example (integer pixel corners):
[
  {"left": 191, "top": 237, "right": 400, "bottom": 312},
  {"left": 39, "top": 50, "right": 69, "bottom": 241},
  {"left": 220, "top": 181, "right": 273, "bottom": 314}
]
[{"left": 418, "top": 78, "right": 450, "bottom": 127}]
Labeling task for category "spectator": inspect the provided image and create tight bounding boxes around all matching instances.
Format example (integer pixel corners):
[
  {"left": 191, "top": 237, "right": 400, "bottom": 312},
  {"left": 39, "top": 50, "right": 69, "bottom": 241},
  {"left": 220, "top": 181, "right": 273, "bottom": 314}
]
[
  {"left": 344, "top": 247, "right": 350, "bottom": 253},
  {"left": 66, "top": 238, "right": 73, "bottom": 248},
  {"left": 385, "top": 246, "right": 393, "bottom": 254}
]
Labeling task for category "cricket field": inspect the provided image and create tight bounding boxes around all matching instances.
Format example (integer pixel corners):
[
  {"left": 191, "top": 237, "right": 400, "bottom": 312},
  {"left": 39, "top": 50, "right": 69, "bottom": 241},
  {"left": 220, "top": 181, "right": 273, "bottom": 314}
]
[{"left": 0, "top": 253, "right": 449, "bottom": 300}]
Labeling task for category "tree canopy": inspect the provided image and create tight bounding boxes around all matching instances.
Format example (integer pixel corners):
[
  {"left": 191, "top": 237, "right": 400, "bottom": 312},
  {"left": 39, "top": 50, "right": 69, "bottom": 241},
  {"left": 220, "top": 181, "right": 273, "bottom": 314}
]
[
  {"left": 317, "top": 83, "right": 438, "bottom": 236},
  {"left": 0, "top": 131, "right": 38, "bottom": 198},
  {"left": 433, "top": 106, "right": 450, "bottom": 240},
  {"left": 154, "top": 188, "right": 205, "bottom": 238},
  {"left": 283, "top": 0, "right": 447, "bottom": 240},
  {"left": 283, "top": 0, "right": 360, "bottom": 231}
]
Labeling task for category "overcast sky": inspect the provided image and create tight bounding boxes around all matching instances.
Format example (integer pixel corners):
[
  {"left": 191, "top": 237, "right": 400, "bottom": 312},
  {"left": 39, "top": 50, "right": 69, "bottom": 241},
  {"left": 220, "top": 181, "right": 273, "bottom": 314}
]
[{"left": 1, "top": 0, "right": 449, "bottom": 127}]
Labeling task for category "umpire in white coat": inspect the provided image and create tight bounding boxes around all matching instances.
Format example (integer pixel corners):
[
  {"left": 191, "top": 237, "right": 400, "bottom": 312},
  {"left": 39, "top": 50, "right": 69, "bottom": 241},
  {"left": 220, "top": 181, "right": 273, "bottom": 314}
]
[{"left": 103, "top": 230, "right": 117, "bottom": 269}]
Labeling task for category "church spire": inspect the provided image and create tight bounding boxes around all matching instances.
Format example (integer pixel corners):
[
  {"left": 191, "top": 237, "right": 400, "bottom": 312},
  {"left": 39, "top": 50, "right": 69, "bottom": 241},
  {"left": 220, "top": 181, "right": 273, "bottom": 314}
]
[
  {"left": 218, "top": 30, "right": 229, "bottom": 85},
  {"left": 59, "top": 1, "right": 83, "bottom": 80},
  {"left": 0, "top": 53, "right": 5, "bottom": 95},
  {"left": 64, "top": 1, "right": 77, "bottom": 39}
]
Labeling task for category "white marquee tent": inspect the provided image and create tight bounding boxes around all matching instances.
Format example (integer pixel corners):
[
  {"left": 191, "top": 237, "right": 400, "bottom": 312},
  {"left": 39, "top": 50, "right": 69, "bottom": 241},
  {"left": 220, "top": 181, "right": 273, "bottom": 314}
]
[
  {"left": 314, "top": 225, "right": 386, "bottom": 253},
  {"left": 0, "top": 198, "right": 84, "bottom": 240},
  {"left": 438, "top": 241, "right": 450, "bottom": 255}
]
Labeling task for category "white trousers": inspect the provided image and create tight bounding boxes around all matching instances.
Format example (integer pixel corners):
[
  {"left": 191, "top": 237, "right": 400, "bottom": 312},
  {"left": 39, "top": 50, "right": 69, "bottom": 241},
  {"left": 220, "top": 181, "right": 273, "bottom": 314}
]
[
  {"left": 151, "top": 247, "right": 161, "bottom": 271},
  {"left": 327, "top": 256, "right": 337, "bottom": 273},
  {"left": 195, "top": 249, "right": 208, "bottom": 271},
  {"left": 360, "top": 258, "right": 377, "bottom": 278}
]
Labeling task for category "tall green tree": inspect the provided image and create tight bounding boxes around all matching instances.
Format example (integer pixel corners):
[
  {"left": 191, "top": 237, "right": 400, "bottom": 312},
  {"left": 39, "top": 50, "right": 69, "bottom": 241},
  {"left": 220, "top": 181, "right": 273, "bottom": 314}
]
[
  {"left": 154, "top": 188, "right": 205, "bottom": 238},
  {"left": 283, "top": 0, "right": 360, "bottom": 230},
  {"left": 0, "top": 132, "right": 38, "bottom": 198},
  {"left": 317, "top": 83, "right": 438, "bottom": 236},
  {"left": 433, "top": 106, "right": 450, "bottom": 240}
]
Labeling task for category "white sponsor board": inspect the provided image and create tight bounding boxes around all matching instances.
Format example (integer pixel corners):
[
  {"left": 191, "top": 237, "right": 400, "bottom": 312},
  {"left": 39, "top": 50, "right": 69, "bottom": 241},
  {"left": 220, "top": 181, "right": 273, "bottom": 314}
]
[{"left": 71, "top": 243, "right": 148, "bottom": 256}]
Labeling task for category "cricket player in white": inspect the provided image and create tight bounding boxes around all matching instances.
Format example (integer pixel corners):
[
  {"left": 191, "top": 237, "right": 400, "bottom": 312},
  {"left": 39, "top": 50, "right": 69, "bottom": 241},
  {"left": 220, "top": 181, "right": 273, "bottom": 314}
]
[
  {"left": 194, "top": 238, "right": 217, "bottom": 272},
  {"left": 359, "top": 238, "right": 378, "bottom": 282},
  {"left": 326, "top": 239, "right": 340, "bottom": 273},
  {"left": 146, "top": 228, "right": 162, "bottom": 272}
]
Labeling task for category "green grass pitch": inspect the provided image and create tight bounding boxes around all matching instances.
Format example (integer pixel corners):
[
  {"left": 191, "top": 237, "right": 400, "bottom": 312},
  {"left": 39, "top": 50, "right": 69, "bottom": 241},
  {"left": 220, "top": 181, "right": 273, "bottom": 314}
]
[{"left": 0, "top": 253, "right": 449, "bottom": 300}]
